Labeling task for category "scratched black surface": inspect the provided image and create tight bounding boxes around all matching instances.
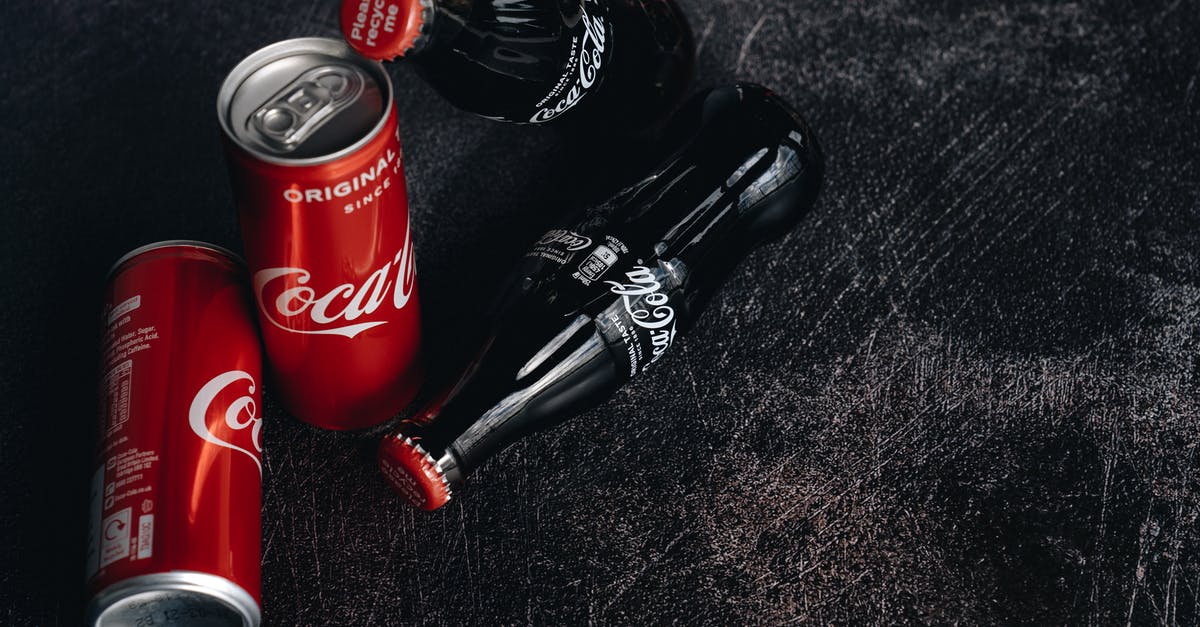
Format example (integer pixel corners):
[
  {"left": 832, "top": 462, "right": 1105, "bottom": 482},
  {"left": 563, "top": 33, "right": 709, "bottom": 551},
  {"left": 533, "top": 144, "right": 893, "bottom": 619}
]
[{"left": 2, "top": 0, "right": 1199, "bottom": 624}]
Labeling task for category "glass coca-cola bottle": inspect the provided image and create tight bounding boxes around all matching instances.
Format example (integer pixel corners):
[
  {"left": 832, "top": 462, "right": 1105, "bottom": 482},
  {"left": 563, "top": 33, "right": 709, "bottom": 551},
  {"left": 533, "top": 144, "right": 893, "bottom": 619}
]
[
  {"left": 377, "top": 84, "right": 825, "bottom": 510},
  {"left": 340, "top": 0, "right": 694, "bottom": 130}
]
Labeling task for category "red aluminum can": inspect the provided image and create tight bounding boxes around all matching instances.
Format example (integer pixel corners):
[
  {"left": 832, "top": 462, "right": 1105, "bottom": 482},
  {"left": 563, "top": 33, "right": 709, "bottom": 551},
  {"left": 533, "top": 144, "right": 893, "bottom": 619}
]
[
  {"left": 217, "top": 37, "right": 423, "bottom": 430},
  {"left": 87, "top": 241, "right": 263, "bottom": 627}
]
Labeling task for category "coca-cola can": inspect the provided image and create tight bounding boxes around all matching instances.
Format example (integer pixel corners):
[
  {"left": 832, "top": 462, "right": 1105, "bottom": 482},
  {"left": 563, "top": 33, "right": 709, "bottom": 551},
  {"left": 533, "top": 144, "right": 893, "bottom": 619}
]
[
  {"left": 217, "top": 37, "right": 422, "bottom": 430},
  {"left": 87, "top": 241, "right": 263, "bottom": 626}
]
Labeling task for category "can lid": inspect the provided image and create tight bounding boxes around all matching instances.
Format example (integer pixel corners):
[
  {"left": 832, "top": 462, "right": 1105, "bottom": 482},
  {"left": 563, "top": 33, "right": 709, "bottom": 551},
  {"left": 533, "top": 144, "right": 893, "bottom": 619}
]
[
  {"left": 218, "top": 38, "right": 391, "bottom": 164},
  {"left": 379, "top": 432, "right": 452, "bottom": 510},
  {"left": 107, "top": 240, "right": 244, "bottom": 281},
  {"left": 341, "top": 0, "right": 432, "bottom": 61},
  {"left": 89, "top": 571, "right": 260, "bottom": 627}
]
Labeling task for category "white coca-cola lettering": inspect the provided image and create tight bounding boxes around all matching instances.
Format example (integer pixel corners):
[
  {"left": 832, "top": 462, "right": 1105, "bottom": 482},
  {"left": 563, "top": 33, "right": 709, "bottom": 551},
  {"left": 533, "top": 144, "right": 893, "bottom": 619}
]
[
  {"left": 607, "top": 266, "right": 675, "bottom": 329},
  {"left": 530, "top": 4, "right": 607, "bottom": 124},
  {"left": 607, "top": 265, "right": 678, "bottom": 368},
  {"left": 189, "top": 371, "right": 262, "bottom": 475},
  {"left": 536, "top": 229, "right": 593, "bottom": 252},
  {"left": 254, "top": 221, "right": 416, "bottom": 338},
  {"left": 281, "top": 148, "right": 398, "bottom": 204}
]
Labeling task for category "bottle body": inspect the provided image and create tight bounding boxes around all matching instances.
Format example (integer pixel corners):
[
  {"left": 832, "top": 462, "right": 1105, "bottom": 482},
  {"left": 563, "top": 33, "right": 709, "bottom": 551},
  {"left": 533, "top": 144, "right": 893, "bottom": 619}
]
[
  {"left": 379, "top": 84, "right": 825, "bottom": 509},
  {"left": 342, "top": 0, "right": 694, "bottom": 129}
]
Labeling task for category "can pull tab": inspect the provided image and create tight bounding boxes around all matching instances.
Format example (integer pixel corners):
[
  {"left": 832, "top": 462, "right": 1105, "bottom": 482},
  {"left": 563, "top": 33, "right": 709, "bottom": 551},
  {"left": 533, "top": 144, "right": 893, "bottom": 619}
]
[{"left": 248, "top": 65, "right": 365, "bottom": 153}]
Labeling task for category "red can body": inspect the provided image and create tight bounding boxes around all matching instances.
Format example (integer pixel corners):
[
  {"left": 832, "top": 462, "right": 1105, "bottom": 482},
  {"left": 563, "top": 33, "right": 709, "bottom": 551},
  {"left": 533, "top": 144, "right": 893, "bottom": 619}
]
[
  {"left": 219, "top": 38, "right": 423, "bottom": 430},
  {"left": 87, "top": 242, "right": 262, "bottom": 626}
]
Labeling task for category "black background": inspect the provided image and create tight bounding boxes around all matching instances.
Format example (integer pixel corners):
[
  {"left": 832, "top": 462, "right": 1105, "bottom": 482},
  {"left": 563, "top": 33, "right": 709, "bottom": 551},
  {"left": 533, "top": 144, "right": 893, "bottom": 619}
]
[{"left": 3, "top": 0, "right": 1199, "bottom": 624}]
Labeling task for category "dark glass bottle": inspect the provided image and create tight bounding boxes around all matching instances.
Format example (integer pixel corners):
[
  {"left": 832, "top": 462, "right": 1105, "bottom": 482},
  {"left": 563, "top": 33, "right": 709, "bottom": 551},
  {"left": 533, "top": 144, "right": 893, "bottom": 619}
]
[
  {"left": 340, "top": 0, "right": 694, "bottom": 130},
  {"left": 378, "top": 84, "right": 825, "bottom": 509}
]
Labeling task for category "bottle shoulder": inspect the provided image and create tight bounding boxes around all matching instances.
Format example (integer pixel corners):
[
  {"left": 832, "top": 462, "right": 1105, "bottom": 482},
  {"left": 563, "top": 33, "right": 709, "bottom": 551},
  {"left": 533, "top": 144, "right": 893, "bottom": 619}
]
[
  {"left": 412, "top": 0, "right": 601, "bottom": 122},
  {"left": 412, "top": 0, "right": 691, "bottom": 128}
]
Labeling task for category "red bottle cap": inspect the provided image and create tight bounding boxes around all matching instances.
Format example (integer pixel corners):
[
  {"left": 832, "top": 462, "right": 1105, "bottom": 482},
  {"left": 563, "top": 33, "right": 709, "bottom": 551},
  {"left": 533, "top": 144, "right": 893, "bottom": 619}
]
[
  {"left": 341, "top": 0, "right": 429, "bottom": 61},
  {"left": 379, "top": 432, "right": 452, "bottom": 510}
]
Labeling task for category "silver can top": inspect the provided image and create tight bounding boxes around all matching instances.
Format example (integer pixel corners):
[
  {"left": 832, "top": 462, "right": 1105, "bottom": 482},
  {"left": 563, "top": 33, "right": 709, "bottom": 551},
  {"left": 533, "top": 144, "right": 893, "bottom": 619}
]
[
  {"left": 88, "top": 571, "right": 260, "bottom": 627},
  {"left": 217, "top": 37, "right": 392, "bottom": 165}
]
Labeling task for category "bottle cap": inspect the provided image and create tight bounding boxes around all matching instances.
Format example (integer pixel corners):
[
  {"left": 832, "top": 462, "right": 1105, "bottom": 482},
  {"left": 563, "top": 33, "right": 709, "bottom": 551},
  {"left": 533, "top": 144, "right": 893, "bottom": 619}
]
[
  {"left": 340, "top": 0, "right": 431, "bottom": 61},
  {"left": 379, "top": 432, "right": 452, "bottom": 510}
]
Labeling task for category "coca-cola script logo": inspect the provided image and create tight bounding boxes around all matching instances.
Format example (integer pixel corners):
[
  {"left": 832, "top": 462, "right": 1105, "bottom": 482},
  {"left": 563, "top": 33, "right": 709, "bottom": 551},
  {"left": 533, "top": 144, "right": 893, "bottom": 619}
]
[
  {"left": 607, "top": 265, "right": 678, "bottom": 368},
  {"left": 536, "top": 229, "right": 593, "bottom": 252},
  {"left": 253, "top": 222, "right": 416, "bottom": 339},
  {"left": 189, "top": 371, "right": 262, "bottom": 475},
  {"left": 530, "top": 3, "right": 607, "bottom": 123}
]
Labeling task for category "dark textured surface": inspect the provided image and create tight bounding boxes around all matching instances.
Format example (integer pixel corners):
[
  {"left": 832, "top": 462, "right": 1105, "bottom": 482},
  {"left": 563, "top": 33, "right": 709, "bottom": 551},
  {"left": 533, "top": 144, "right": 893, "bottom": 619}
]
[{"left": 2, "top": 0, "right": 1199, "bottom": 624}]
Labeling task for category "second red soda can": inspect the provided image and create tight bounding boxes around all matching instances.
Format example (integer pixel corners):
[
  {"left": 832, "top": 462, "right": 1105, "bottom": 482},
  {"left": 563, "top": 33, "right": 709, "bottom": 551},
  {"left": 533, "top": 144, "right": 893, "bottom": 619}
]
[
  {"left": 218, "top": 37, "right": 423, "bottom": 430},
  {"left": 88, "top": 242, "right": 262, "bottom": 626}
]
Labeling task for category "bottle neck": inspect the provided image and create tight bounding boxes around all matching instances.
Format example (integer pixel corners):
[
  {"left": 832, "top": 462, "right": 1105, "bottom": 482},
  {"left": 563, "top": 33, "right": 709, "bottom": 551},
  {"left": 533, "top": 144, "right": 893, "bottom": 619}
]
[{"left": 406, "top": 0, "right": 470, "bottom": 59}]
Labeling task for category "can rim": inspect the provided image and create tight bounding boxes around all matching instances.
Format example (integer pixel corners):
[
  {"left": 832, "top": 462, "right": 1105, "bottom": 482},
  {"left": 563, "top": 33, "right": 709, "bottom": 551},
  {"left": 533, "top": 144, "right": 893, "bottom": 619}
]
[
  {"left": 88, "top": 570, "right": 261, "bottom": 627},
  {"left": 107, "top": 240, "right": 245, "bottom": 281},
  {"left": 216, "top": 37, "right": 395, "bottom": 167}
]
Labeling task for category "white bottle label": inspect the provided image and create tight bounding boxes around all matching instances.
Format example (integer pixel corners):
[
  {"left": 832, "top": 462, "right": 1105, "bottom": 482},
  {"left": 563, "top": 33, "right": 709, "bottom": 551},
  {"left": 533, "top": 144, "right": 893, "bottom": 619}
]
[{"left": 530, "top": 1, "right": 610, "bottom": 123}]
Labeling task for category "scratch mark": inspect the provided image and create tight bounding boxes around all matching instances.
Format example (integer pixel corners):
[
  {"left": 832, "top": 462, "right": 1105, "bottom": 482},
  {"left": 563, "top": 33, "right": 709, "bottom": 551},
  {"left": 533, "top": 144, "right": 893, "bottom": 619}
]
[
  {"left": 681, "top": 344, "right": 705, "bottom": 416},
  {"left": 1125, "top": 495, "right": 1157, "bottom": 625},
  {"left": 736, "top": 15, "right": 768, "bottom": 74},
  {"left": 1162, "top": 446, "right": 1193, "bottom": 623},
  {"left": 310, "top": 487, "right": 323, "bottom": 606},
  {"left": 694, "top": 17, "right": 716, "bottom": 59},
  {"left": 1090, "top": 419, "right": 1119, "bottom": 620},
  {"left": 1185, "top": 58, "right": 1200, "bottom": 111}
]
